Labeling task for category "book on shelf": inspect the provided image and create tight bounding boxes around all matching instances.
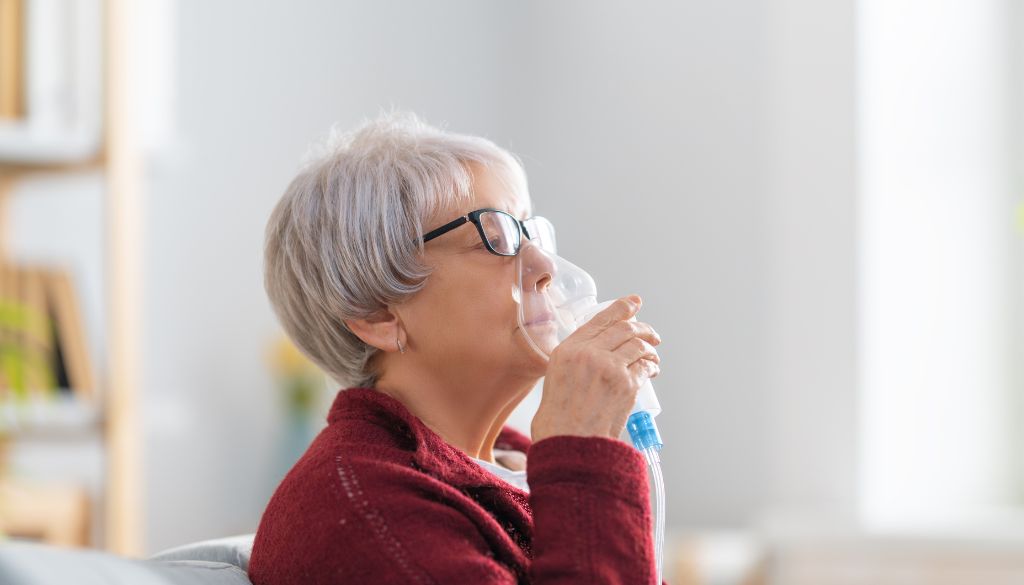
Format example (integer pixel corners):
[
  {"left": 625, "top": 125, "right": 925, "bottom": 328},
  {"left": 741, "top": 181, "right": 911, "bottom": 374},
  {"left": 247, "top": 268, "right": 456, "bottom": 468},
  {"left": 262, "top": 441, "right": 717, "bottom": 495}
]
[{"left": 0, "top": 262, "right": 94, "bottom": 402}]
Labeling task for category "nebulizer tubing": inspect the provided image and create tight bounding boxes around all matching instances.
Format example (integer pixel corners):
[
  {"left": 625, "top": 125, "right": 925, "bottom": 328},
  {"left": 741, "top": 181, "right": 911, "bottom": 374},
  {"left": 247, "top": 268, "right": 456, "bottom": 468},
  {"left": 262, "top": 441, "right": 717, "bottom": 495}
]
[{"left": 514, "top": 248, "right": 666, "bottom": 584}]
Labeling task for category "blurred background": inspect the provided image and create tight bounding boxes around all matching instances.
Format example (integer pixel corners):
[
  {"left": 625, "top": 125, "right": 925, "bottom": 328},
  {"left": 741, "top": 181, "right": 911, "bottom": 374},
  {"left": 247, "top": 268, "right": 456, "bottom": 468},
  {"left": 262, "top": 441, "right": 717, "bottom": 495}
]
[{"left": 0, "top": 0, "right": 1022, "bottom": 583}]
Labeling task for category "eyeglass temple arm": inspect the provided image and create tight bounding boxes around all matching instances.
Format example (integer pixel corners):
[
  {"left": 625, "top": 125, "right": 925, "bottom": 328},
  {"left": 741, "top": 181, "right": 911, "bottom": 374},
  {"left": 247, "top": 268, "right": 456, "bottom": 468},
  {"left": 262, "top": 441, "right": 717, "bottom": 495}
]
[{"left": 421, "top": 215, "right": 469, "bottom": 243}]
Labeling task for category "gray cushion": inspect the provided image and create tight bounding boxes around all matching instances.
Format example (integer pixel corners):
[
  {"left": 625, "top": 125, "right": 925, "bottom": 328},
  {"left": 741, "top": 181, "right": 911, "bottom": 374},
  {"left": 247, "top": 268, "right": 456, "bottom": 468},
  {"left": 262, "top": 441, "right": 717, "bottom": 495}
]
[
  {"left": 0, "top": 541, "right": 252, "bottom": 585},
  {"left": 150, "top": 534, "right": 255, "bottom": 573}
]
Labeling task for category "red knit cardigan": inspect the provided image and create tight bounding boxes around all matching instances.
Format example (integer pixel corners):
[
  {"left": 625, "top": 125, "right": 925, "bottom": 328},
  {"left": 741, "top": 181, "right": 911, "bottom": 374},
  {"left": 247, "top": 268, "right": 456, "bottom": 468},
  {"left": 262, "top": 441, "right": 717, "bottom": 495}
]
[{"left": 249, "top": 387, "right": 662, "bottom": 584}]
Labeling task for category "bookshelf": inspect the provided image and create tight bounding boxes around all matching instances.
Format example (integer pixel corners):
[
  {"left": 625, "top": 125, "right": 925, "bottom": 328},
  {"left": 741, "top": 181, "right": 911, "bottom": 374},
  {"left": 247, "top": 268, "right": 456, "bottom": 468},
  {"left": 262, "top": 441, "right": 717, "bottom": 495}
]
[{"left": 0, "top": 0, "right": 141, "bottom": 555}]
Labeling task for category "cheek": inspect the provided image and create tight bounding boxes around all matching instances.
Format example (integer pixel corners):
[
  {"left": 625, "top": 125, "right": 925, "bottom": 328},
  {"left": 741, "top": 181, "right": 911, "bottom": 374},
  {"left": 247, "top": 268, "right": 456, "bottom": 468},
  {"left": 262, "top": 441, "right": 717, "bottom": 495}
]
[
  {"left": 450, "top": 267, "right": 519, "bottom": 334},
  {"left": 410, "top": 262, "right": 519, "bottom": 348}
]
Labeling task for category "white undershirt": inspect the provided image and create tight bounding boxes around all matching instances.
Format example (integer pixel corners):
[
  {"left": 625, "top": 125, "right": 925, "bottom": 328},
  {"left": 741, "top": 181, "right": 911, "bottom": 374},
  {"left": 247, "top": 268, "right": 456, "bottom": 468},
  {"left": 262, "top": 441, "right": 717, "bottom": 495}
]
[{"left": 470, "top": 448, "right": 530, "bottom": 493}]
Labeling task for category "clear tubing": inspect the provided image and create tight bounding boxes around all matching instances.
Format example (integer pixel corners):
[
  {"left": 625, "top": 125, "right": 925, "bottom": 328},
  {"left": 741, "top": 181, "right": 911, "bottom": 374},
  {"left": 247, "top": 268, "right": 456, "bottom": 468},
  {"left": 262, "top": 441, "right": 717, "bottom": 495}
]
[{"left": 642, "top": 446, "right": 666, "bottom": 585}]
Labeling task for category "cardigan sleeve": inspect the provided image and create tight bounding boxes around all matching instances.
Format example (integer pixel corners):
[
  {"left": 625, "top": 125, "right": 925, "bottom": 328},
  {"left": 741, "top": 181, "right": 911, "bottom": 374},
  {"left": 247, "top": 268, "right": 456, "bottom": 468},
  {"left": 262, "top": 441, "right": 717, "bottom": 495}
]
[{"left": 526, "top": 435, "right": 659, "bottom": 585}]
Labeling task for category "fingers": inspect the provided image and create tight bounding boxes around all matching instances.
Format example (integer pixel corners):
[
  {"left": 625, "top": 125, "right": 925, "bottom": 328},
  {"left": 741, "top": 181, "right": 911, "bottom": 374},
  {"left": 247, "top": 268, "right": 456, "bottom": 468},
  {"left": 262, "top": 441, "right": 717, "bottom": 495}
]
[
  {"left": 613, "top": 337, "right": 660, "bottom": 366},
  {"left": 628, "top": 356, "right": 661, "bottom": 381},
  {"left": 593, "top": 319, "right": 661, "bottom": 351},
  {"left": 576, "top": 295, "right": 642, "bottom": 337},
  {"left": 562, "top": 293, "right": 663, "bottom": 384}
]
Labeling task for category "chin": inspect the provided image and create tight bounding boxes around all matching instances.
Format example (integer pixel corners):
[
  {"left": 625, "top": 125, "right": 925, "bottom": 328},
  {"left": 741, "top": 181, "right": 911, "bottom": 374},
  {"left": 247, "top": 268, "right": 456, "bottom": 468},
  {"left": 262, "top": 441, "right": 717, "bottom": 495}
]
[{"left": 512, "top": 330, "right": 552, "bottom": 375}]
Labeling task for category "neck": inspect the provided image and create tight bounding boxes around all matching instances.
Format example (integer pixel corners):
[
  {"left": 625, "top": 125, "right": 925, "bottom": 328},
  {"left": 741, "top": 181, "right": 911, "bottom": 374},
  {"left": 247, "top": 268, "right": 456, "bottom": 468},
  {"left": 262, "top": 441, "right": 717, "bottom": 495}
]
[{"left": 375, "top": 358, "right": 537, "bottom": 462}]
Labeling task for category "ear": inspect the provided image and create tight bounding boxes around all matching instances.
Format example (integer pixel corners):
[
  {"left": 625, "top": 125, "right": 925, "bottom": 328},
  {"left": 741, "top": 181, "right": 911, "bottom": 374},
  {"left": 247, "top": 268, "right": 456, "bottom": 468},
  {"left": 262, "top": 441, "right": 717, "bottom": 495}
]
[{"left": 344, "top": 308, "right": 405, "bottom": 353}]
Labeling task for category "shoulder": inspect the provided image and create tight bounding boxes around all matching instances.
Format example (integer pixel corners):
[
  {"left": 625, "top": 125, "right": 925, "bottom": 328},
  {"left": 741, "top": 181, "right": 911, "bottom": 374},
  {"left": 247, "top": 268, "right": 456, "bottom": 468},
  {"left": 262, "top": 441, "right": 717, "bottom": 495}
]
[
  {"left": 249, "top": 388, "right": 502, "bottom": 584},
  {"left": 254, "top": 387, "right": 452, "bottom": 533},
  {"left": 249, "top": 427, "right": 522, "bottom": 585},
  {"left": 248, "top": 426, "right": 459, "bottom": 585}
]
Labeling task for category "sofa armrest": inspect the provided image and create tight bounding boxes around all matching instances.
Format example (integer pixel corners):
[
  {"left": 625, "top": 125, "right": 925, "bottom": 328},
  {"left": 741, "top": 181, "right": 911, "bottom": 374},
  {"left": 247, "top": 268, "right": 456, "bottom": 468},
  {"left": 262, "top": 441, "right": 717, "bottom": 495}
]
[{"left": 0, "top": 541, "right": 252, "bottom": 585}]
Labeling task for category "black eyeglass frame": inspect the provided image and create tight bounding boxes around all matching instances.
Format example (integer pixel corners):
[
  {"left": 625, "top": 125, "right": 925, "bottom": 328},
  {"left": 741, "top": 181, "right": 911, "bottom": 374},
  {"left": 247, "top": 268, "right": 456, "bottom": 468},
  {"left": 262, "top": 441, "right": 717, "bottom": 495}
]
[{"left": 420, "top": 208, "right": 547, "bottom": 257}]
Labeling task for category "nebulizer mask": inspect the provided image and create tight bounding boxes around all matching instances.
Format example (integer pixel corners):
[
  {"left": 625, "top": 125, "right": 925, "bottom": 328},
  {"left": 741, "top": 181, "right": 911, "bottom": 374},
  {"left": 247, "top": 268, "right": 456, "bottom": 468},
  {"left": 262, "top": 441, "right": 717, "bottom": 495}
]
[{"left": 510, "top": 218, "right": 667, "bottom": 584}]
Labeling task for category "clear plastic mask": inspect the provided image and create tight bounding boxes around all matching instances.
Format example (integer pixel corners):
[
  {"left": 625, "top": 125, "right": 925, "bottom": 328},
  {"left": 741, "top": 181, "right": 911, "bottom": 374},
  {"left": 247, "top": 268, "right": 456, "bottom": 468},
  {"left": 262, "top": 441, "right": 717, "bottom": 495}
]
[
  {"left": 512, "top": 240, "right": 662, "bottom": 419},
  {"left": 513, "top": 242, "right": 600, "bottom": 359}
]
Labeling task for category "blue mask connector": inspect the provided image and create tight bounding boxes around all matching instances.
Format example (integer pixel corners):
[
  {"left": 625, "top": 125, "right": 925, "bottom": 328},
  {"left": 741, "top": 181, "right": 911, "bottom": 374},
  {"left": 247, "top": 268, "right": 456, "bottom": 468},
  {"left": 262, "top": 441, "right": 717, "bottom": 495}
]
[{"left": 626, "top": 410, "right": 663, "bottom": 451}]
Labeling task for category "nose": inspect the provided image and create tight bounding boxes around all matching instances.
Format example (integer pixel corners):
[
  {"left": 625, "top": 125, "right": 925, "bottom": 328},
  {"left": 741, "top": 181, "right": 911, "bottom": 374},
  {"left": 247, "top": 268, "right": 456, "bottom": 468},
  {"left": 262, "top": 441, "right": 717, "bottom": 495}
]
[{"left": 520, "top": 239, "right": 556, "bottom": 293}]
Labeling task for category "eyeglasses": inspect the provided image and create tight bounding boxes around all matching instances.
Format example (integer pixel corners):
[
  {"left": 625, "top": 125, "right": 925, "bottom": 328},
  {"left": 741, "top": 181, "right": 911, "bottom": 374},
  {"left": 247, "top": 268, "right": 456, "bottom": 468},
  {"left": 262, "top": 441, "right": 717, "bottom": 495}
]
[{"left": 421, "top": 208, "right": 556, "bottom": 256}]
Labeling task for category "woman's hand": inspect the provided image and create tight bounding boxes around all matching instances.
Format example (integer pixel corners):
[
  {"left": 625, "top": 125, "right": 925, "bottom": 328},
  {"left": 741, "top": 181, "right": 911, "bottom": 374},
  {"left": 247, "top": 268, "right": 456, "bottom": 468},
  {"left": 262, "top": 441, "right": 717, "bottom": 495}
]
[{"left": 531, "top": 295, "right": 662, "bottom": 443}]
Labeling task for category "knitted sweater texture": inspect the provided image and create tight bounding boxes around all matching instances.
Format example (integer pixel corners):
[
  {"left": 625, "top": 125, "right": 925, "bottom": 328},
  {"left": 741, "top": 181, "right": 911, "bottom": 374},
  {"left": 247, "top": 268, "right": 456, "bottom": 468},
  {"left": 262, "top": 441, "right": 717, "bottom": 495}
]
[{"left": 248, "top": 387, "right": 660, "bottom": 584}]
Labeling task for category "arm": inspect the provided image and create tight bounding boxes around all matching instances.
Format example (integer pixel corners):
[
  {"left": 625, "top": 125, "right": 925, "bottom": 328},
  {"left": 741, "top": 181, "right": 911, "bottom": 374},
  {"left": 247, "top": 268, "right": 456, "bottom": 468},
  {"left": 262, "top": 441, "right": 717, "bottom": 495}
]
[{"left": 527, "top": 435, "right": 658, "bottom": 585}]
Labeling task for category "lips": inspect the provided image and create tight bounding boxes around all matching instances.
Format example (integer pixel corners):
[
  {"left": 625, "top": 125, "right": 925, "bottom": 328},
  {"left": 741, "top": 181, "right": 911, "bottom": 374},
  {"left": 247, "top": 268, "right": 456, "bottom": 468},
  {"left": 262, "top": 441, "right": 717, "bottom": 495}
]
[
  {"left": 520, "top": 292, "right": 557, "bottom": 328},
  {"left": 524, "top": 312, "right": 555, "bottom": 326}
]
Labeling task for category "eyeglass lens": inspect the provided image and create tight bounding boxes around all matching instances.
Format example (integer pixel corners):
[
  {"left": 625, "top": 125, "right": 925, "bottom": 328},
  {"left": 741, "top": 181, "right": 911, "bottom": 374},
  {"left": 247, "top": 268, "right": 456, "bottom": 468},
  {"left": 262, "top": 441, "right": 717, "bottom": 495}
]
[
  {"left": 478, "top": 211, "right": 557, "bottom": 256},
  {"left": 479, "top": 211, "right": 521, "bottom": 255}
]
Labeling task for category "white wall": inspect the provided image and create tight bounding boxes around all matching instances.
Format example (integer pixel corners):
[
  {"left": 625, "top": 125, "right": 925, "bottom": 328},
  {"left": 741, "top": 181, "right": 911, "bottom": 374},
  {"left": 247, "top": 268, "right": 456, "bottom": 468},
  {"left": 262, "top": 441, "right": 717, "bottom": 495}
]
[
  {"left": 859, "top": 0, "right": 1017, "bottom": 527},
  {"left": 1012, "top": 0, "right": 1024, "bottom": 505},
  {"left": 759, "top": 0, "right": 859, "bottom": 525}
]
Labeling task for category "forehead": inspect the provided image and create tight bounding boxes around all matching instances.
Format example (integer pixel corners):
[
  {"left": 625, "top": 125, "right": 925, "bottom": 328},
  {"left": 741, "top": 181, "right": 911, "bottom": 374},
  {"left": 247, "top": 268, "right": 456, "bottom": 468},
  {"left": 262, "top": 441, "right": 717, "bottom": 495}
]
[
  {"left": 470, "top": 164, "right": 528, "bottom": 216},
  {"left": 460, "top": 161, "right": 530, "bottom": 220}
]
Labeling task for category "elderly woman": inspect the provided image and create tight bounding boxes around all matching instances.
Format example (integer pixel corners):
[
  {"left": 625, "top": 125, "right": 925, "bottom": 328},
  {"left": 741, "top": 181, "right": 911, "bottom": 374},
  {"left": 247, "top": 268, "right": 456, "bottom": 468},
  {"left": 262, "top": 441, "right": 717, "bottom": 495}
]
[{"left": 249, "top": 112, "right": 663, "bottom": 585}]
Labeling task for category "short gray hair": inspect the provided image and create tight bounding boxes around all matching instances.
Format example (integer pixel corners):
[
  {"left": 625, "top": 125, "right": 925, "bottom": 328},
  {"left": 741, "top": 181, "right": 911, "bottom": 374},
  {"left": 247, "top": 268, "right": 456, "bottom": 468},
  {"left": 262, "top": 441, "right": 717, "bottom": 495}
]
[{"left": 264, "top": 111, "right": 529, "bottom": 387}]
